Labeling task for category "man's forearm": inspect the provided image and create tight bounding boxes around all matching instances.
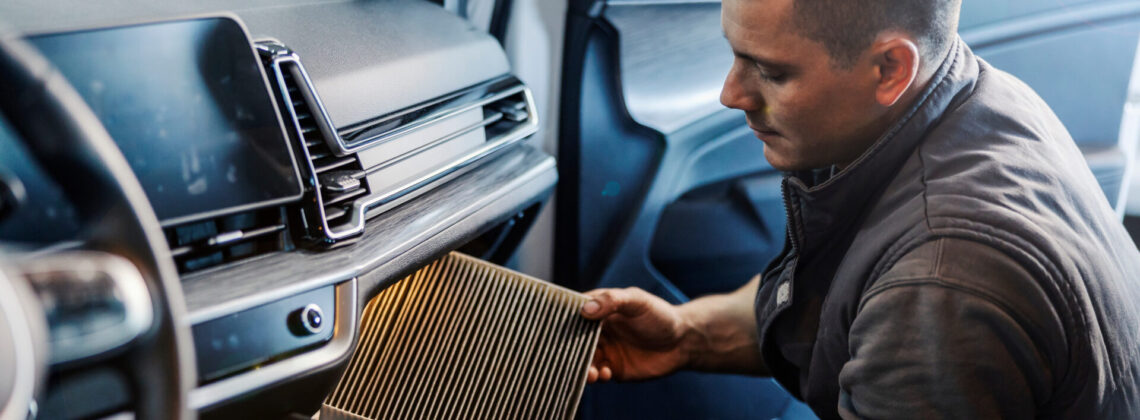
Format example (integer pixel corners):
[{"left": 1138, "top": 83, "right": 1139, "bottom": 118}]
[{"left": 677, "top": 275, "right": 769, "bottom": 375}]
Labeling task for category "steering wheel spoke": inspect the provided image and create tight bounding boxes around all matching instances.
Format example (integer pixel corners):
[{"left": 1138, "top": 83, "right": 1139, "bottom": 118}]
[{"left": 14, "top": 251, "right": 154, "bottom": 366}]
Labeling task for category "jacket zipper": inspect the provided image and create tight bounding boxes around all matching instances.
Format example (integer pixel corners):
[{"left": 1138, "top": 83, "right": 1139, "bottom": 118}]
[{"left": 781, "top": 178, "right": 803, "bottom": 254}]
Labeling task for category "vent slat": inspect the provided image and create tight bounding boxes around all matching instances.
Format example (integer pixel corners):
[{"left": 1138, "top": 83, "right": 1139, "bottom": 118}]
[
  {"left": 323, "top": 187, "right": 367, "bottom": 207},
  {"left": 323, "top": 206, "right": 348, "bottom": 222},
  {"left": 309, "top": 150, "right": 331, "bottom": 161},
  {"left": 170, "top": 245, "right": 192, "bottom": 258},
  {"left": 325, "top": 253, "right": 600, "bottom": 420},
  {"left": 163, "top": 207, "right": 289, "bottom": 274},
  {"left": 314, "top": 156, "right": 357, "bottom": 174},
  {"left": 236, "top": 223, "right": 287, "bottom": 241}
]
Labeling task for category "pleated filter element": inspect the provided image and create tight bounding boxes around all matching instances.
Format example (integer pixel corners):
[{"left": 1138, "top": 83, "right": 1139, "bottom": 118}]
[{"left": 324, "top": 252, "right": 601, "bottom": 420}]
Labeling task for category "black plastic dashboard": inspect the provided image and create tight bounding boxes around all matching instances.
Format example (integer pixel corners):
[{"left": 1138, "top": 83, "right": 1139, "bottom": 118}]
[{"left": 0, "top": 0, "right": 556, "bottom": 417}]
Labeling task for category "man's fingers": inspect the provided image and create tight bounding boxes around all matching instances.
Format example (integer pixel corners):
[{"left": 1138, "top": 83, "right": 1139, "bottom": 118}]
[
  {"left": 581, "top": 287, "right": 653, "bottom": 320},
  {"left": 580, "top": 289, "right": 611, "bottom": 319},
  {"left": 587, "top": 364, "right": 614, "bottom": 383}
]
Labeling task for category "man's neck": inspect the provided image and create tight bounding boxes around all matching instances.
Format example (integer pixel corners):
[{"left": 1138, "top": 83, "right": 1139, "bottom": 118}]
[{"left": 833, "top": 66, "right": 939, "bottom": 172}]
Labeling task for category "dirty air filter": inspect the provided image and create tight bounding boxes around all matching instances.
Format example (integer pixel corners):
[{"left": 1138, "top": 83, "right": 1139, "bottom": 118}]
[{"left": 324, "top": 252, "right": 601, "bottom": 420}]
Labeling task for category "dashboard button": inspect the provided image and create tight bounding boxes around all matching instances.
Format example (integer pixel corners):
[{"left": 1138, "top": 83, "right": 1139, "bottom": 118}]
[{"left": 289, "top": 304, "right": 324, "bottom": 336}]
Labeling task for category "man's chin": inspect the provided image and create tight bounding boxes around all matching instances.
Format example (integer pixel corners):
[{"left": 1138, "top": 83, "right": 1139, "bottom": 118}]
[{"left": 763, "top": 148, "right": 813, "bottom": 172}]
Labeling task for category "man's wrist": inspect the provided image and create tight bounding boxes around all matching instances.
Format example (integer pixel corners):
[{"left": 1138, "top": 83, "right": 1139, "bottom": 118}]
[
  {"left": 675, "top": 301, "right": 713, "bottom": 371},
  {"left": 671, "top": 282, "right": 766, "bottom": 375}
]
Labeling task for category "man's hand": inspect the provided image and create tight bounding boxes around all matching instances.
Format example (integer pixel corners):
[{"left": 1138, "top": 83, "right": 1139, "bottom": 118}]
[
  {"left": 580, "top": 276, "right": 768, "bottom": 383},
  {"left": 580, "top": 287, "right": 695, "bottom": 382}
]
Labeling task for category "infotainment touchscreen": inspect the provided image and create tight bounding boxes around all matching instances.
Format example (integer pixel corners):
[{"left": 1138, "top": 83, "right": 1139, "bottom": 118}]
[{"left": 29, "top": 17, "right": 303, "bottom": 225}]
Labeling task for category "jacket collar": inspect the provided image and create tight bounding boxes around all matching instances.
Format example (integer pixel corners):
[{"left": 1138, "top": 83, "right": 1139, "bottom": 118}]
[{"left": 783, "top": 37, "right": 981, "bottom": 254}]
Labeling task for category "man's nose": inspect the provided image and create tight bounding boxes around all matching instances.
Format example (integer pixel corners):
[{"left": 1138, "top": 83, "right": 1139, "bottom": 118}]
[{"left": 720, "top": 64, "right": 761, "bottom": 112}]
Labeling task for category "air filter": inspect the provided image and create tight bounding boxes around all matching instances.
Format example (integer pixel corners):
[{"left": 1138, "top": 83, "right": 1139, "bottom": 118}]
[{"left": 324, "top": 252, "right": 601, "bottom": 420}]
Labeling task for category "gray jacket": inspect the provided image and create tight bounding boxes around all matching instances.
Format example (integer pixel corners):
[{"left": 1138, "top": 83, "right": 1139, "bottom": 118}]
[{"left": 754, "top": 38, "right": 1140, "bottom": 419}]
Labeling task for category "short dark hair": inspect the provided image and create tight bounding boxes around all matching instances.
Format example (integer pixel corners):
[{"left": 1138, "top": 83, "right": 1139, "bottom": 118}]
[{"left": 791, "top": 0, "right": 962, "bottom": 68}]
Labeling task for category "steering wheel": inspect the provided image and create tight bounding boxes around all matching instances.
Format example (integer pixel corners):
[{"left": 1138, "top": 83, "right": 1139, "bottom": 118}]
[{"left": 0, "top": 28, "right": 195, "bottom": 419}]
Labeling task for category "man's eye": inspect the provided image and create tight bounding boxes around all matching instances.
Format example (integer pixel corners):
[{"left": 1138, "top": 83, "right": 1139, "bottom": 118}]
[
  {"left": 759, "top": 70, "right": 786, "bottom": 83},
  {"left": 754, "top": 64, "right": 786, "bottom": 83}
]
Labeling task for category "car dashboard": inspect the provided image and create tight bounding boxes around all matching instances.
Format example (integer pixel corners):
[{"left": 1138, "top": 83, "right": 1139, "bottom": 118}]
[{"left": 0, "top": 0, "right": 558, "bottom": 417}]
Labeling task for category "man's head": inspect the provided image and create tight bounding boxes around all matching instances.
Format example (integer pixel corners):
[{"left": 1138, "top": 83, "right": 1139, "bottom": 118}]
[{"left": 720, "top": 0, "right": 962, "bottom": 171}]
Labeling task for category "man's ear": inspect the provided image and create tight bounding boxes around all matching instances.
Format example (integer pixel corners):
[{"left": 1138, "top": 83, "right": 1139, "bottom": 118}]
[{"left": 871, "top": 36, "right": 920, "bottom": 107}]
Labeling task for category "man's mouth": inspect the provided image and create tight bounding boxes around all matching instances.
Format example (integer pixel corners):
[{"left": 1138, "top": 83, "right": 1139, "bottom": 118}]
[{"left": 749, "top": 124, "right": 781, "bottom": 139}]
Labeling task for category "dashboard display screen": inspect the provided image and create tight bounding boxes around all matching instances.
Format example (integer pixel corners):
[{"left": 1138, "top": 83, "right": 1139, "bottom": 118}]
[{"left": 30, "top": 17, "right": 302, "bottom": 225}]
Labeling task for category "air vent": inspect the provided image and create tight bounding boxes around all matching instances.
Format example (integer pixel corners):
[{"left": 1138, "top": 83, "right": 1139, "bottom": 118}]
[
  {"left": 257, "top": 41, "right": 537, "bottom": 243},
  {"left": 483, "top": 90, "right": 531, "bottom": 140},
  {"left": 164, "top": 206, "right": 293, "bottom": 273},
  {"left": 343, "top": 76, "right": 540, "bottom": 220},
  {"left": 278, "top": 68, "right": 369, "bottom": 229},
  {"left": 337, "top": 76, "right": 535, "bottom": 154}
]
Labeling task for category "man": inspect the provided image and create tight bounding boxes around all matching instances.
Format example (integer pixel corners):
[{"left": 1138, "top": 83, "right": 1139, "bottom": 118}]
[{"left": 579, "top": 0, "right": 1140, "bottom": 418}]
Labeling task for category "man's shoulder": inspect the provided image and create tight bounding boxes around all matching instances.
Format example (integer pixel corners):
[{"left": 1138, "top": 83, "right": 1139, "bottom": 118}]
[
  {"left": 922, "top": 56, "right": 1068, "bottom": 146},
  {"left": 952, "top": 57, "right": 1053, "bottom": 119},
  {"left": 896, "top": 55, "right": 1108, "bottom": 269},
  {"left": 862, "top": 237, "right": 1061, "bottom": 329}
]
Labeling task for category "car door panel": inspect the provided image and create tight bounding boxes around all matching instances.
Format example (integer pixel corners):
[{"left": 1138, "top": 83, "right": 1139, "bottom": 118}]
[
  {"left": 560, "top": 0, "right": 785, "bottom": 305},
  {"left": 560, "top": 1, "right": 802, "bottom": 418}
]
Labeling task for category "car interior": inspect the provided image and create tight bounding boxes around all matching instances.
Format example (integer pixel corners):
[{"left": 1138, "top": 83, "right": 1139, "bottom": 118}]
[{"left": 2, "top": 0, "right": 1140, "bottom": 419}]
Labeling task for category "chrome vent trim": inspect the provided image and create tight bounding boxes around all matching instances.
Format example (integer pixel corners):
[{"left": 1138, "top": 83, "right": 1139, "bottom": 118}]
[
  {"left": 284, "top": 69, "right": 370, "bottom": 227},
  {"left": 258, "top": 41, "right": 370, "bottom": 242},
  {"left": 257, "top": 41, "right": 539, "bottom": 243},
  {"left": 338, "top": 76, "right": 535, "bottom": 154},
  {"left": 325, "top": 252, "right": 600, "bottom": 420}
]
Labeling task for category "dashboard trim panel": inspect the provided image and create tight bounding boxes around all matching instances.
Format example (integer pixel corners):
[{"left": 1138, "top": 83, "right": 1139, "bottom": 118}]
[
  {"left": 189, "top": 278, "right": 357, "bottom": 411},
  {"left": 181, "top": 144, "right": 558, "bottom": 325}
]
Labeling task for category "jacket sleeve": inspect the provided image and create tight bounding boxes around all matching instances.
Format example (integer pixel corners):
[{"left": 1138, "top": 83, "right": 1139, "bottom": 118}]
[{"left": 836, "top": 238, "right": 1064, "bottom": 419}]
